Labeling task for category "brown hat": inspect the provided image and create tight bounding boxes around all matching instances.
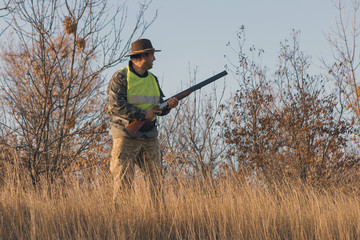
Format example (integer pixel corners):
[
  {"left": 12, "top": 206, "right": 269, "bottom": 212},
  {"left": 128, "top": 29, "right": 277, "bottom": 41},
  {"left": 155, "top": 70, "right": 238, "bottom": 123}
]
[{"left": 125, "top": 39, "right": 161, "bottom": 57}]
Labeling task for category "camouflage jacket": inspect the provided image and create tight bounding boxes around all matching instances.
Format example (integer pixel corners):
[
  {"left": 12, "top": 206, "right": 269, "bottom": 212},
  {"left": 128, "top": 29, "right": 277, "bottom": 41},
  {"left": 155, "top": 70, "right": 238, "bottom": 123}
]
[{"left": 107, "top": 61, "right": 170, "bottom": 139}]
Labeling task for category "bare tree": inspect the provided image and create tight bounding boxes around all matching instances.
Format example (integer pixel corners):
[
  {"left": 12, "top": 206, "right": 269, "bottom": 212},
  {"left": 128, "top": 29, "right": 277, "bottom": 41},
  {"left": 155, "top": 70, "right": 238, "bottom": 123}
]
[
  {"left": 0, "top": 0, "right": 10, "bottom": 14},
  {"left": 325, "top": 0, "right": 360, "bottom": 125},
  {"left": 0, "top": 0, "right": 156, "bottom": 184},
  {"left": 159, "top": 68, "right": 227, "bottom": 181}
]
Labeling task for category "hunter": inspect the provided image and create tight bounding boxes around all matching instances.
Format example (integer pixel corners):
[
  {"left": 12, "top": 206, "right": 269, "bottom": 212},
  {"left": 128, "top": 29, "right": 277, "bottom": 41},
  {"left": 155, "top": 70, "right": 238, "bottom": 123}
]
[{"left": 107, "top": 38, "right": 178, "bottom": 203}]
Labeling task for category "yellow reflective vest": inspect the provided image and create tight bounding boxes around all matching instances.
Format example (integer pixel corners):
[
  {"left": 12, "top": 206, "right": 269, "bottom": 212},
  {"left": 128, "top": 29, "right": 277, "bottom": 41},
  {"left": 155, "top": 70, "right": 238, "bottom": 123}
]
[{"left": 124, "top": 66, "right": 160, "bottom": 121}]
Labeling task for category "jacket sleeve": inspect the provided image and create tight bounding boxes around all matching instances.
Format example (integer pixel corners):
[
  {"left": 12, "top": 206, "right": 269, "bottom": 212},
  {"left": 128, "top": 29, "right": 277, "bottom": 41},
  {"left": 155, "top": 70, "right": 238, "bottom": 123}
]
[{"left": 107, "top": 70, "right": 146, "bottom": 121}]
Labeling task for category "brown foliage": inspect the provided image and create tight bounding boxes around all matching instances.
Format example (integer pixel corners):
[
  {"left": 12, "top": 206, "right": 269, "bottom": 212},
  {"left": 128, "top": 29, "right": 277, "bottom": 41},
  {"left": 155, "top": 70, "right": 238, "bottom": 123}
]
[
  {"left": 220, "top": 28, "right": 358, "bottom": 185},
  {"left": 77, "top": 38, "right": 86, "bottom": 51},
  {"left": 64, "top": 16, "right": 77, "bottom": 35}
]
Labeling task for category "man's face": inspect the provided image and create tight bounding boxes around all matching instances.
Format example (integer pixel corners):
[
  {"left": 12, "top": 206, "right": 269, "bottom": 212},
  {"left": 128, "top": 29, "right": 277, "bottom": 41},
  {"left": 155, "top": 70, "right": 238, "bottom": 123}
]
[{"left": 142, "top": 52, "right": 156, "bottom": 70}]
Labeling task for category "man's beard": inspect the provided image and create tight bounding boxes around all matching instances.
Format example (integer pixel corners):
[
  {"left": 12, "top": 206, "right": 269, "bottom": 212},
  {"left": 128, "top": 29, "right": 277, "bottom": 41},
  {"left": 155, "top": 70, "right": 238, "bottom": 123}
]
[{"left": 147, "top": 62, "right": 153, "bottom": 70}]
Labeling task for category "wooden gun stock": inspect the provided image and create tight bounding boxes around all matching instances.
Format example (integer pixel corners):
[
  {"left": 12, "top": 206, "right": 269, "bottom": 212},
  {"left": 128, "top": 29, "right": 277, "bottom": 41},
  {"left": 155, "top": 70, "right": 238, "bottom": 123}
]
[
  {"left": 124, "top": 70, "right": 228, "bottom": 138},
  {"left": 123, "top": 119, "right": 147, "bottom": 138}
]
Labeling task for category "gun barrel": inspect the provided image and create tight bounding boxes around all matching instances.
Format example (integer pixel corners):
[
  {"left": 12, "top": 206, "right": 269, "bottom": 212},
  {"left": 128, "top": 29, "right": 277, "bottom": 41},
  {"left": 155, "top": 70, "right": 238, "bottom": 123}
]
[
  {"left": 187, "top": 70, "right": 228, "bottom": 92},
  {"left": 165, "top": 70, "right": 228, "bottom": 103}
]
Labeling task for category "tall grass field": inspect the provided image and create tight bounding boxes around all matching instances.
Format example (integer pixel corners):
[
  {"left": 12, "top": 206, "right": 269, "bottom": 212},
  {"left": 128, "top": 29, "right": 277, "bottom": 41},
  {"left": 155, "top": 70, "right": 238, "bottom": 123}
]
[{"left": 0, "top": 170, "right": 359, "bottom": 240}]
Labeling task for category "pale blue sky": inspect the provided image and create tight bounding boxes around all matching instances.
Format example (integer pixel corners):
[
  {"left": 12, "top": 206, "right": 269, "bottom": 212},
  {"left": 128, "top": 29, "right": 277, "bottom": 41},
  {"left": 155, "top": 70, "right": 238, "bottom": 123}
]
[{"left": 110, "top": 0, "right": 342, "bottom": 96}]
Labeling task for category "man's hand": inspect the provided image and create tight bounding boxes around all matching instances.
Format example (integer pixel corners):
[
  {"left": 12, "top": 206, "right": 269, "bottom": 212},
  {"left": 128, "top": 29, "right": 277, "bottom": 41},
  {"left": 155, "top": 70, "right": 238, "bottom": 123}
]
[
  {"left": 144, "top": 97, "right": 178, "bottom": 121},
  {"left": 145, "top": 109, "right": 162, "bottom": 121},
  {"left": 167, "top": 97, "right": 179, "bottom": 109}
]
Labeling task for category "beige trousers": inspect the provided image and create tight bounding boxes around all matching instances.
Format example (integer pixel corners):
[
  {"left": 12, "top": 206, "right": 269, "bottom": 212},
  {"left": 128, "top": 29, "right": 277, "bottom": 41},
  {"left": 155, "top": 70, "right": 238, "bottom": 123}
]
[{"left": 110, "top": 136, "right": 162, "bottom": 203}]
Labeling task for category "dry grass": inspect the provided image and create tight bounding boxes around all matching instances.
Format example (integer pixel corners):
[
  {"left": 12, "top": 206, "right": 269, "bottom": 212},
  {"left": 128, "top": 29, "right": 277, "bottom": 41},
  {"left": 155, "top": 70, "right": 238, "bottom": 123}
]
[{"left": 0, "top": 170, "right": 359, "bottom": 240}]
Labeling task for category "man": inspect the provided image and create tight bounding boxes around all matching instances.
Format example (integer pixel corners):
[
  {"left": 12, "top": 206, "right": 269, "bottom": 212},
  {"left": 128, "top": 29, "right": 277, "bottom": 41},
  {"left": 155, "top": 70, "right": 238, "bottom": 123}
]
[{"left": 107, "top": 39, "right": 178, "bottom": 203}]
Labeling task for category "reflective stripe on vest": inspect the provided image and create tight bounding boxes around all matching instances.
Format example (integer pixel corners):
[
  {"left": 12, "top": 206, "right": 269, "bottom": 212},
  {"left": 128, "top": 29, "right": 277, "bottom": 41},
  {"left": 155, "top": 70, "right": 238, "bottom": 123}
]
[
  {"left": 125, "top": 66, "right": 160, "bottom": 119},
  {"left": 128, "top": 95, "right": 160, "bottom": 105}
]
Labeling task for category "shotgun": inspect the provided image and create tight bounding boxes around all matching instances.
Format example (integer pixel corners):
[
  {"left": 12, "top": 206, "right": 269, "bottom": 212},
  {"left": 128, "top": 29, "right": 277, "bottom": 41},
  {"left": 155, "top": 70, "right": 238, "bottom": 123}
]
[{"left": 124, "top": 70, "right": 228, "bottom": 138}]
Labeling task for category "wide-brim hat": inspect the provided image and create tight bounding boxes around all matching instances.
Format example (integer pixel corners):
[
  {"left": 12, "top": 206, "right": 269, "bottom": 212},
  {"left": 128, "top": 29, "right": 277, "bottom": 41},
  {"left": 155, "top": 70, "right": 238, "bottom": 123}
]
[{"left": 125, "top": 39, "right": 161, "bottom": 57}]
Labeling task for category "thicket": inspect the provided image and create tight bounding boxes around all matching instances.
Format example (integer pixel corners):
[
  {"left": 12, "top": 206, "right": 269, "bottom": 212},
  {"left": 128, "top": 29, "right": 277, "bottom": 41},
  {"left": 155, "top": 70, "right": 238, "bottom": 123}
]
[
  {"left": 0, "top": 0, "right": 359, "bottom": 188},
  {"left": 160, "top": 25, "right": 359, "bottom": 187}
]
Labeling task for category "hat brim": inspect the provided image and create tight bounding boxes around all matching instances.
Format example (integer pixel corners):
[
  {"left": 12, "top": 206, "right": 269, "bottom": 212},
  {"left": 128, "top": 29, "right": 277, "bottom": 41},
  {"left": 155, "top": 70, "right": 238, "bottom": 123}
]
[{"left": 125, "top": 49, "right": 161, "bottom": 57}]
